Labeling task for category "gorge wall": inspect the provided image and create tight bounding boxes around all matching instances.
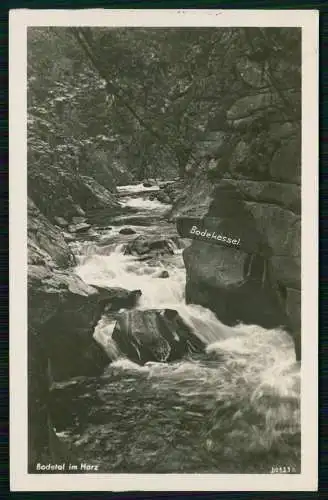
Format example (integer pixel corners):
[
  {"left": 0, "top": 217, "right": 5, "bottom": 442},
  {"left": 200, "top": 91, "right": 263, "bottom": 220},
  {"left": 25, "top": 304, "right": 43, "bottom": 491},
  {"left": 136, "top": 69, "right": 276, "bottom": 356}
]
[{"left": 174, "top": 60, "right": 301, "bottom": 361}]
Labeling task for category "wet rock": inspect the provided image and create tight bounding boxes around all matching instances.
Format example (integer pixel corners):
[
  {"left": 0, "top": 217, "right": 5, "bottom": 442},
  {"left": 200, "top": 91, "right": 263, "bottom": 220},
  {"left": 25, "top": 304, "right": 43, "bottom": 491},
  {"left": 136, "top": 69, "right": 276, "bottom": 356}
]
[
  {"left": 28, "top": 269, "right": 115, "bottom": 381},
  {"left": 28, "top": 328, "right": 77, "bottom": 472},
  {"left": 183, "top": 241, "right": 288, "bottom": 330},
  {"left": 158, "top": 180, "right": 174, "bottom": 188},
  {"left": 54, "top": 216, "right": 68, "bottom": 227},
  {"left": 91, "top": 286, "right": 142, "bottom": 311},
  {"left": 143, "top": 179, "right": 156, "bottom": 188},
  {"left": 112, "top": 309, "right": 205, "bottom": 365},
  {"left": 245, "top": 203, "right": 300, "bottom": 258},
  {"left": 269, "top": 134, "right": 301, "bottom": 185},
  {"left": 111, "top": 215, "right": 160, "bottom": 226},
  {"left": 285, "top": 287, "right": 301, "bottom": 361},
  {"left": 167, "top": 173, "right": 212, "bottom": 222},
  {"left": 235, "top": 57, "right": 266, "bottom": 88},
  {"left": 158, "top": 270, "right": 169, "bottom": 278},
  {"left": 72, "top": 216, "right": 86, "bottom": 224},
  {"left": 124, "top": 235, "right": 176, "bottom": 257},
  {"left": 29, "top": 166, "right": 119, "bottom": 222},
  {"left": 28, "top": 198, "right": 75, "bottom": 268},
  {"left": 62, "top": 232, "right": 76, "bottom": 242},
  {"left": 119, "top": 227, "right": 136, "bottom": 235},
  {"left": 68, "top": 222, "right": 91, "bottom": 234}
]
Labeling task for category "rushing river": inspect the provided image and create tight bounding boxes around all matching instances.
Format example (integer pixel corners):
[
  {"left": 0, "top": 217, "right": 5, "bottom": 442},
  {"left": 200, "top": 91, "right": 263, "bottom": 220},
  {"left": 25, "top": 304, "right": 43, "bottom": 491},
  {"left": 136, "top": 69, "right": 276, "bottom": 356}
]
[{"left": 54, "top": 184, "right": 301, "bottom": 474}]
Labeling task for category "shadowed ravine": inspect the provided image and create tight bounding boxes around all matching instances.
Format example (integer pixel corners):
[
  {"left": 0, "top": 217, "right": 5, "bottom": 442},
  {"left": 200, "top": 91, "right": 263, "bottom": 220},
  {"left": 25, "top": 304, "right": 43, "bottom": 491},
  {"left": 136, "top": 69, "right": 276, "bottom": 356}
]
[{"left": 52, "top": 184, "right": 300, "bottom": 474}]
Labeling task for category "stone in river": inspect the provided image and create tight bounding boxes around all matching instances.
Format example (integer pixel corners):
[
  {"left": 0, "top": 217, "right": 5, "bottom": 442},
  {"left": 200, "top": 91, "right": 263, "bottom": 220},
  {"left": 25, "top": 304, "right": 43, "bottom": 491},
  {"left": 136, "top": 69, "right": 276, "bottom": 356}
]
[
  {"left": 68, "top": 222, "right": 91, "bottom": 233},
  {"left": 91, "top": 286, "right": 142, "bottom": 311},
  {"left": 112, "top": 309, "right": 205, "bottom": 365},
  {"left": 158, "top": 270, "right": 170, "bottom": 278},
  {"left": 62, "top": 232, "right": 75, "bottom": 242},
  {"left": 119, "top": 227, "right": 136, "bottom": 235},
  {"left": 124, "top": 235, "right": 176, "bottom": 257},
  {"left": 155, "top": 191, "right": 171, "bottom": 204}
]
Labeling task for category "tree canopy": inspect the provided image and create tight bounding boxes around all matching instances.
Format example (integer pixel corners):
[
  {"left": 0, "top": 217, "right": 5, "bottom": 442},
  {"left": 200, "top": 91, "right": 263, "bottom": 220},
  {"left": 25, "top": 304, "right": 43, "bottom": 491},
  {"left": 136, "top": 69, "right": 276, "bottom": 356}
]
[{"left": 28, "top": 27, "right": 301, "bottom": 184}]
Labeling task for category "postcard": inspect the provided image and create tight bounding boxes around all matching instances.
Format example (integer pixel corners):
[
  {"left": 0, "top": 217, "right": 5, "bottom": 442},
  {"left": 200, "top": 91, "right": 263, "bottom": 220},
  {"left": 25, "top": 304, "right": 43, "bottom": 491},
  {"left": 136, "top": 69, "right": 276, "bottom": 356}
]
[{"left": 9, "top": 8, "right": 318, "bottom": 492}]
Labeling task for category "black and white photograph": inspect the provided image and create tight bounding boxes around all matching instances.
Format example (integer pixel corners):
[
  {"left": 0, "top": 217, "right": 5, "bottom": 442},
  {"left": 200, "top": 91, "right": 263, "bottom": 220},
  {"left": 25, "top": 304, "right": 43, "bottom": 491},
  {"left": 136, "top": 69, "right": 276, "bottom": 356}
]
[{"left": 10, "top": 9, "right": 318, "bottom": 492}]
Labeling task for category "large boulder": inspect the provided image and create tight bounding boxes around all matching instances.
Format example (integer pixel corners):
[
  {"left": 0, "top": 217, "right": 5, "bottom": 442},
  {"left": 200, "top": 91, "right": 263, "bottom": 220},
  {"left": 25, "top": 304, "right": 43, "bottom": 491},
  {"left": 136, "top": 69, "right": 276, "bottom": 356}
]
[
  {"left": 155, "top": 191, "right": 171, "bottom": 204},
  {"left": 27, "top": 203, "right": 144, "bottom": 469},
  {"left": 112, "top": 309, "right": 205, "bottom": 365},
  {"left": 227, "top": 92, "right": 279, "bottom": 121},
  {"left": 235, "top": 57, "right": 266, "bottom": 88},
  {"left": 68, "top": 222, "right": 91, "bottom": 234},
  {"left": 218, "top": 178, "right": 301, "bottom": 215},
  {"left": 119, "top": 227, "right": 136, "bottom": 235},
  {"left": 124, "top": 235, "right": 176, "bottom": 257},
  {"left": 29, "top": 268, "right": 142, "bottom": 382},
  {"left": 176, "top": 167, "right": 301, "bottom": 359},
  {"left": 28, "top": 198, "right": 75, "bottom": 268},
  {"left": 28, "top": 267, "right": 112, "bottom": 381},
  {"left": 28, "top": 328, "right": 78, "bottom": 472},
  {"left": 183, "top": 241, "right": 288, "bottom": 329}
]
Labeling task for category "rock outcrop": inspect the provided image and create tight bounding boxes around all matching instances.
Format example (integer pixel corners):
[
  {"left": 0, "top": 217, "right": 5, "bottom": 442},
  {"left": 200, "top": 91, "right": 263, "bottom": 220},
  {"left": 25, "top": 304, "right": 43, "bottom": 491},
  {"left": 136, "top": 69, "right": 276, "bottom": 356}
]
[
  {"left": 29, "top": 266, "right": 113, "bottom": 381},
  {"left": 112, "top": 309, "right": 205, "bottom": 365},
  {"left": 175, "top": 53, "right": 301, "bottom": 360},
  {"left": 28, "top": 198, "right": 76, "bottom": 268}
]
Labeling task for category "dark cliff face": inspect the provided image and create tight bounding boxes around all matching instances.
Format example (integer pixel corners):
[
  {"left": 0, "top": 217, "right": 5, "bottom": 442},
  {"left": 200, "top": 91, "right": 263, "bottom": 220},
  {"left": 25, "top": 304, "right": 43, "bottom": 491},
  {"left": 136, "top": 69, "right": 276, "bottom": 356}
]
[
  {"left": 175, "top": 57, "right": 301, "bottom": 361},
  {"left": 28, "top": 167, "right": 121, "bottom": 224},
  {"left": 27, "top": 198, "right": 109, "bottom": 468}
]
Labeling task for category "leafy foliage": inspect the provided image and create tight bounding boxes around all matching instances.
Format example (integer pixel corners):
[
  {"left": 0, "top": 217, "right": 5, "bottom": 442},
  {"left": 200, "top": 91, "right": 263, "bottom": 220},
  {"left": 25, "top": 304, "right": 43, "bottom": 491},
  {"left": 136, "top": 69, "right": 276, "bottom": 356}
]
[{"left": 28, "top": 27, "right": 301, "bottom": 184}]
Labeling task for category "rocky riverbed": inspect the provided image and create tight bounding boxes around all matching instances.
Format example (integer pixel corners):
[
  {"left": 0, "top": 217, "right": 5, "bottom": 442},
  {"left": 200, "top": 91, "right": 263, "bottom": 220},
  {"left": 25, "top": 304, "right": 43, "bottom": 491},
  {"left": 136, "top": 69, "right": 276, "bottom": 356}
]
[{"left": 29, "top": 182, "right": 300, "bottom": 474}]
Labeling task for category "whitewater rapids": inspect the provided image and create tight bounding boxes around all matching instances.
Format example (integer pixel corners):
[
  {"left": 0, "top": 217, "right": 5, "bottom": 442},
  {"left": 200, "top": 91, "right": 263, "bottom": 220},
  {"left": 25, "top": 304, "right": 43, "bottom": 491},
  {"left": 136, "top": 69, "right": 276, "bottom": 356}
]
[{"left": 61, "top": 184, "right": 300, "bottom": 473}]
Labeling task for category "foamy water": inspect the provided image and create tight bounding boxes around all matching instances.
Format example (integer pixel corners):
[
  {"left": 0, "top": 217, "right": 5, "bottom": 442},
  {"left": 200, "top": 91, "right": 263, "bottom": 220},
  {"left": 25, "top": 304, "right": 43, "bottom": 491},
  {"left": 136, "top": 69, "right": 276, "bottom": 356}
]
[
  {"left": 117, "top": 183, "right": 160, "bottom": 195},
  {"left": 122, "top": 196, "right": 169, "bottom": 211},
  {"left": 59, "top": 184, "right": 301, "bottom": 473}
]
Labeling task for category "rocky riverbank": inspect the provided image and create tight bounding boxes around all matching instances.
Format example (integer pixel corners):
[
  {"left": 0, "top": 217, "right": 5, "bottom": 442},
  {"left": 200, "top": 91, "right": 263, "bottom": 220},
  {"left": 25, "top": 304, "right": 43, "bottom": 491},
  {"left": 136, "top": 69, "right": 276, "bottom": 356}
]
[
  {"left": 27, "top": 179, "right": 186, "bottom": 469},
  {"left": 27, "top": 177, "right": 300, "bottom": 473},
  {"left": 174, "top": 104, "right": 301, "bottom": 362}
]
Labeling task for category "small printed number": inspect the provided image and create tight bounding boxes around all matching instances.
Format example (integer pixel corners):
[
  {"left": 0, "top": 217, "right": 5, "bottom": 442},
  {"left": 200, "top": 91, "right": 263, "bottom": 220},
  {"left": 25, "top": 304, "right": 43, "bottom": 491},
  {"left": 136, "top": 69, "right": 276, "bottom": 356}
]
[{"left": 271, "top": 465, "right": 296, "bottom": 474}]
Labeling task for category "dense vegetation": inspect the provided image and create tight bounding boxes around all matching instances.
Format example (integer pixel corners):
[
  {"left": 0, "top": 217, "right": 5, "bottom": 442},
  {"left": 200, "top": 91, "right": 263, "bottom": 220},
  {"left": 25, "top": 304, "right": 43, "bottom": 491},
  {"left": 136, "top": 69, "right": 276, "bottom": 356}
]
[
  {"left": 28, "top": 27, "right": 301, "bottom": 186},
  {"left": 27, "top": 27, "right": 302, "bottom": 474}
]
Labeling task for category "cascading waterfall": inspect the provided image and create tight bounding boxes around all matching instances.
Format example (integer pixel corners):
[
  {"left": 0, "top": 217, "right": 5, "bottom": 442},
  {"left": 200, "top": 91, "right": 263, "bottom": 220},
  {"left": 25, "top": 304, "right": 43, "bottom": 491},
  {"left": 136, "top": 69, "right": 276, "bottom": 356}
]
[{"left": 61, "top": 184, "right": 300, "bottom": 473}]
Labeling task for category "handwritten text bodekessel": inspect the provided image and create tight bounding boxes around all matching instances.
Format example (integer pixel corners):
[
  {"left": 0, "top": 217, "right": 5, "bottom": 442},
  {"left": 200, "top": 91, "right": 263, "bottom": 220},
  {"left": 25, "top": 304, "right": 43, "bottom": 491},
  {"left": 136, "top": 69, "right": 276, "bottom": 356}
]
[{"left": 189, "top": 225, "right": 241, "bottom": 246}]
